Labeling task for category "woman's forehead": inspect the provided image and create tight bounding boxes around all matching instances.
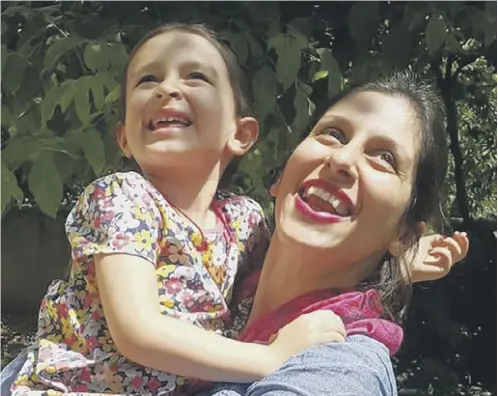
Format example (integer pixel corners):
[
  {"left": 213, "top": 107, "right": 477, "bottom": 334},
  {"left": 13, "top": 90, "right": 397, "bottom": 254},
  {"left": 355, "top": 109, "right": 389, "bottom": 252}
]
[{"left": 319, "top": 92, "right": 418, "bottom": 132}]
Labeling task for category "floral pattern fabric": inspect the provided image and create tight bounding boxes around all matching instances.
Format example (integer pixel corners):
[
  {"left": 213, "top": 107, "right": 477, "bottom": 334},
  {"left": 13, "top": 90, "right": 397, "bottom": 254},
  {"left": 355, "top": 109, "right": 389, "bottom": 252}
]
[{"left": 11, "top": 171, "right": 269, "bottom": 396}]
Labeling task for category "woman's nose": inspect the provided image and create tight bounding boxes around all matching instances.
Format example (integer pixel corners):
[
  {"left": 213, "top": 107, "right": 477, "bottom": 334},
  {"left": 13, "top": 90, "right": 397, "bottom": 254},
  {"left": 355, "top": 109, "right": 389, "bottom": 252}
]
[{"left": 324, "top": 145, "right": 359, "bottom": 181}]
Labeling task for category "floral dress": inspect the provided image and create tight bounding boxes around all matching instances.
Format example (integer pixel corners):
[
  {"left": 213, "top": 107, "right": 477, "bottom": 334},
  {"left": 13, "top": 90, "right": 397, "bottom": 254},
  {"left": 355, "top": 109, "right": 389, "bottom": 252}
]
[{"left": 12, "top": 171, "right": 269, "bottom": 395}]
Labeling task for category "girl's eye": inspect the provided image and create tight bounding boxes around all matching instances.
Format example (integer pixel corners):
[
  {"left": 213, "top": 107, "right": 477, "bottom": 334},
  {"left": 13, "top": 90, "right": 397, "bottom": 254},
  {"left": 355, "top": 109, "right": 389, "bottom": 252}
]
[
  {"left": 319, "top": 127, "right": 347, "bottom": 144},
  {"left": 187, "top": 71, "right": 210, "bottom": 83},
  {"left": 137, "top": 75, "right": 158, "bottom": 86},
  {"left": 377, "top": 151, "right": 397, "bottom": 169}
]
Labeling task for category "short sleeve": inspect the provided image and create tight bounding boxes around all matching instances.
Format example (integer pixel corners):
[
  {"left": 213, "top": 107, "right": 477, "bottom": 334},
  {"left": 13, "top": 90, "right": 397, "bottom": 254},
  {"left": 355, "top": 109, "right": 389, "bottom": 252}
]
[{"left": 65, "top": 172, "right": 162, "bottom": 265}]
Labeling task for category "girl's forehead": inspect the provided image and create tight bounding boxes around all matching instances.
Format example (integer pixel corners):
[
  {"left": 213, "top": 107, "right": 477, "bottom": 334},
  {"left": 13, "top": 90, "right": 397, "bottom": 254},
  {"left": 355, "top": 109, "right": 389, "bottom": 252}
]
[{"left": 129, "top": 30, "right": 226, "bottom": 74}]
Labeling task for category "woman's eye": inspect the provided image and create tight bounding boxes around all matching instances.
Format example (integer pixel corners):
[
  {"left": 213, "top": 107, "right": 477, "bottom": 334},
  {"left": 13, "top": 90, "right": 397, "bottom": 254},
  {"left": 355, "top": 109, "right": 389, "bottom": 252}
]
[
  {"left": 137, "top": 75, "right": 158, "bottom": 85},
  {"left": 319, "top": 127, "right": 347, "bottom": 144},
  {"left": 187, "top": 71, "right": 210, "bottom": 83}
]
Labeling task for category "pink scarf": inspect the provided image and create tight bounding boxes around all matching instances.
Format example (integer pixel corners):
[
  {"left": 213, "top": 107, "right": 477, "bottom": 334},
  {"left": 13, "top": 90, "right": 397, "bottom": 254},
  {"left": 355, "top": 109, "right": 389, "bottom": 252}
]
[{"left": 238, "top": 287, "right": 403, "bottom": 356}]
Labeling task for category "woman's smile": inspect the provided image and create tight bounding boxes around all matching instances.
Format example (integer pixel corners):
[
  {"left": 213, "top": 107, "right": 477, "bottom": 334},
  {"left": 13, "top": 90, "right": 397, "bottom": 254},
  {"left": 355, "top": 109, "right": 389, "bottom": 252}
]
[{"left": 295, "top": 178, "right": 354, "bottom": 224}]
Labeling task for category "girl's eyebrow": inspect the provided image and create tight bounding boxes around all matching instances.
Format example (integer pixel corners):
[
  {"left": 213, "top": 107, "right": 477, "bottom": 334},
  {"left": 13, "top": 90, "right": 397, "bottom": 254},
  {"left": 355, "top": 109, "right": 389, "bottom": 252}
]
[{"left": 130, "top": 60, "right": 219, "bottom": 77}]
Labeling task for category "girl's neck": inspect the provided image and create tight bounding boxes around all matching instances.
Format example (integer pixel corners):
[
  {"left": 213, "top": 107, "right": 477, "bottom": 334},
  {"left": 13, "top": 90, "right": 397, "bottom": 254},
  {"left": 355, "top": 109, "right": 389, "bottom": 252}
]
[
  {"left": 247, "top": 235, "right": 373, "bottom": 326},
  {"left": 144, "top": 164, "right": 222, "bottom": 230}
]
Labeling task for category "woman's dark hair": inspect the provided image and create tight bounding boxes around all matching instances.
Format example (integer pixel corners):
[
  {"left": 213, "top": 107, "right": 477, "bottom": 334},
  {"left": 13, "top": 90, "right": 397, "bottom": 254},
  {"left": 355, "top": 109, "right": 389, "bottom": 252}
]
[
  {"left": 272, "top": 70, "right": 448, "bottom": 323},
  {"left": 117, "top": 23, "right": 253, "bottom": 188}
]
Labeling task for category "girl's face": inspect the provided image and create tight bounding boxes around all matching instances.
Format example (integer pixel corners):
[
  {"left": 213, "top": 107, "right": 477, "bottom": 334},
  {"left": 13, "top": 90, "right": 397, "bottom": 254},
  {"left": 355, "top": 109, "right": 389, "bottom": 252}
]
[
  {"left": 117, "top": 30, "right": 255, "bottom": 174},
  {"left": 272, "top": 91, "right": 421, "bottom": 272}
]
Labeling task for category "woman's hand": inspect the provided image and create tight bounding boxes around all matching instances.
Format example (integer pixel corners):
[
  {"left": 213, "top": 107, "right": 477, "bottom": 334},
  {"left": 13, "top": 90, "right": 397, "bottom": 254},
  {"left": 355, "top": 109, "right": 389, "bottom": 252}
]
[
  {"left": 267, "top": 310, "right": 346, "bottom": 369},
  {"left": 409, "top": 231, "right": 470, "bottom": 283}
]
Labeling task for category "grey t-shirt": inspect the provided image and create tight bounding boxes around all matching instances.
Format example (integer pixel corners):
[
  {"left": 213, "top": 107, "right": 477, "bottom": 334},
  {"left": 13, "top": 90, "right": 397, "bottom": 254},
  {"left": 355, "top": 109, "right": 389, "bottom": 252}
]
[{"left": 202, "top": 335, "right": 397, "bottom": 396}]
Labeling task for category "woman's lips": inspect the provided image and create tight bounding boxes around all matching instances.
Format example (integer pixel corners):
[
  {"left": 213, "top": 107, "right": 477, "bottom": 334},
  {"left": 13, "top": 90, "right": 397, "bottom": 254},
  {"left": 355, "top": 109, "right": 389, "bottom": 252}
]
[{"left": 294, "top": 194, "right": 347, "bottom": 224}]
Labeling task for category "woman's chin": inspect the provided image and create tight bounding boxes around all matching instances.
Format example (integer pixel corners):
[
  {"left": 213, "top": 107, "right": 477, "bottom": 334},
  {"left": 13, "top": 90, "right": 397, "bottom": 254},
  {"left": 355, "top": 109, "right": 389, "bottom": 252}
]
[{"left": 276, "top": 214, "right": 350, "bottom": 252}]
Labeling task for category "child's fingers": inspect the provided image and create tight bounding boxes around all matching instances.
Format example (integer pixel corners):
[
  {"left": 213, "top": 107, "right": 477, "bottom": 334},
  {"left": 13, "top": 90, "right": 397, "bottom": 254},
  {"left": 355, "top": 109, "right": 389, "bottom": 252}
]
[
  {"left": 429, "top": 234, "right": 445, "bottom": 248},
  {"left": 453, "top": 231, "right": 470, "bottom": 260},
  {"left": 441, "top": 237, "right": 463, "bottom": 261},
  {"left": 426, "top": 247, "right": 452, "bottom": 271}
]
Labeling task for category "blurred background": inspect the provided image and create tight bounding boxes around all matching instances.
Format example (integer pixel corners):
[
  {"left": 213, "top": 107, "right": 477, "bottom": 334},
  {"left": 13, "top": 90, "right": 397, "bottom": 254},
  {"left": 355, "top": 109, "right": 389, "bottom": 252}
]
[{"left": 1, "top": 2, "right": 496, "bottom": 395}]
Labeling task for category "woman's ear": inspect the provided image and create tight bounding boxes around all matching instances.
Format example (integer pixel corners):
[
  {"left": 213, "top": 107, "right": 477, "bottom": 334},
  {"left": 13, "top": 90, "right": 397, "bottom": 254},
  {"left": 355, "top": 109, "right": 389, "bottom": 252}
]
[
  {"left": 388, "top": 221, "right": 426, "bottom": 257},
  {"left": 226, "top": 116, "right": 259, "bottom": 156},
  {"left": 115, "top": 122, "right": 132, "bottom": 158}
]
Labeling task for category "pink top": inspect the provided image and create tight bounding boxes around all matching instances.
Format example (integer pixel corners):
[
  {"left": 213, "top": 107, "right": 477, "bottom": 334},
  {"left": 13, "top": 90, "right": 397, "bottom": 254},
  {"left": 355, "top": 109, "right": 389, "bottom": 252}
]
[{"left": 238, "top": 283, "right": 403, "bottom": 356}]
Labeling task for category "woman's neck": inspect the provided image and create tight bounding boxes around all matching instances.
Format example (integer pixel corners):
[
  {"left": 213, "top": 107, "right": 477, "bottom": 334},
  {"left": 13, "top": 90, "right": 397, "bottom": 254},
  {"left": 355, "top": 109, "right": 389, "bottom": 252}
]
[
  {"left": 144, "top": 164, "right": 222, "bottom": 229},
  {"left": 247, "top": 234, "right": 379, "bottom": 326}
]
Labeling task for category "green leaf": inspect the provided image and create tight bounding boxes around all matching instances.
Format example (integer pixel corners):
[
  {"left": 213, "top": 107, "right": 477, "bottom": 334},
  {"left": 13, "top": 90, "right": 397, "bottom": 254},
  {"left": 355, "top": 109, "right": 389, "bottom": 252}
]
[
  {"left": 59, "top": 80, "right": 76, "bottom": 113},
  {"left": 248, "top": 2, "right": 280, "bottom": 23},
  {"left": 252, "top": 64, "right": 278, "bottom": 123},
  {"left": 1, "top": 45, "right": 7, "bottom": 71},
  {"left": 1, "top": 161, "right": 23, "bottom": 215},
  {"left": 293, "top": 83, "right": 312, "bottom": 134},
  {"left": 74, "top": 78, "right": 91, "bottom": 125},
  {"left": 426, "top": 14, "right": 447, "bottom": 54},
  {"left": 348, "top": 2, "right": 379, "bottom": 48},
  {"left": 243, "top": 32, "right": 264, "bottom": 59},
  {"left": 1, "top": 52, "right": 29, "bottom": 94},
  {"left": 76, "top": 128, "right": 106, "bottom": 176},
  {"left": 445, "top": 32, "right": 461, "bottom": 53},
  {"left": 28, "top": 151, "right": 63, "bottom": 218},
  {"left": 44, "top": 36, "right": 81, "bottom": 70},
  {"left": 312, "top": 70, "right": 329, "bottom": 82},
  {"left": 228, "top": 33, "right": 249, "bottom": 64},
  {"left": 89, "top": 76, "right": 105, "bottom": 110},
  {"left": 408, "top": 11, "right": 426, "bottom": 32},
  {"left": 41, "top": 85, "right": 63, "bottom": 125},
  {"left": 382, "top": 24, "right": 413, "bottom": 67},
  {"left": 269, "top": 33, "right": 306, "bottom": 90},
  {"left": 2, "top": 104, "right": 12, "bottom": 129},
  {"left": 83, "top": 43, "right": 104, "bottom": 72},
  {"left": 484, "top": 4, "right": 497, "bottom": 47},
  {"left": 3, "top": 135, "right": 61, "bottom": 170},
  {"left": 107, "top": 43, "right": 128, "bottom": 71},
  {"left": 316, "top": 48, "right": 341, "bottom": 96}
]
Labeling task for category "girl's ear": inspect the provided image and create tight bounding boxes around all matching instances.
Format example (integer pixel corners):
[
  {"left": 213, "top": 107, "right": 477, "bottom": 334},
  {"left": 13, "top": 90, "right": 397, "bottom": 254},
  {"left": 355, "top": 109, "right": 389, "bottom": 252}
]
[
  {"left": 269, "top": 178, "right": 281, "bottom": 198},
  {"left": 226, "top": 116, "right": 259, "bottom": 156},
  {"left": 115, "top": 122, "right": 132, "bottom": 158}
]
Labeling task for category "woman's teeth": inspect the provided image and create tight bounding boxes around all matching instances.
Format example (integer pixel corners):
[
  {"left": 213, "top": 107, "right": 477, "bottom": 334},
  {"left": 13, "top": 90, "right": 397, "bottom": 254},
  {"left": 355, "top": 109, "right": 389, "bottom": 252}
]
[{"left": 302, "top": 185, "right": 351, "bottom": 216}]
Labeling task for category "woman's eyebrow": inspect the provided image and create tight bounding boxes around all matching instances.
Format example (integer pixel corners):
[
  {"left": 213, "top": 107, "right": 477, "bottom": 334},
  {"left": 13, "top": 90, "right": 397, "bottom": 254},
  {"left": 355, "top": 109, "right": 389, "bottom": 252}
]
[
  {"left": 317, "top": 114, "right": 355, "bottom": 130},
  {"left": 375, "top": 135, "right": 412, "bottom": 161}
]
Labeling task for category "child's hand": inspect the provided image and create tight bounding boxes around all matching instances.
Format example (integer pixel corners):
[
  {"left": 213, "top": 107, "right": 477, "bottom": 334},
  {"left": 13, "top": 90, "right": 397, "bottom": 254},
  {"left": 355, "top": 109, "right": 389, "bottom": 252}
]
[
  {"left": 267, "top": 310, "right": 346, "bottom": 368},
  {"left": 410, "top": 231, "right": 469, "bottom": 283}
]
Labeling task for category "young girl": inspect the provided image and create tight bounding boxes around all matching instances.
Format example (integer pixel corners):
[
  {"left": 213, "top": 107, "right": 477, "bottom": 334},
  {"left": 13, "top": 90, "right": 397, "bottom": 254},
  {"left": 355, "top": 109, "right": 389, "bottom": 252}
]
[
  {"left": 10, "top": 24, "right": 347, "bottom": 396},
  {"left": 10, "top": 24, "right": 468, "bottom": 396}
]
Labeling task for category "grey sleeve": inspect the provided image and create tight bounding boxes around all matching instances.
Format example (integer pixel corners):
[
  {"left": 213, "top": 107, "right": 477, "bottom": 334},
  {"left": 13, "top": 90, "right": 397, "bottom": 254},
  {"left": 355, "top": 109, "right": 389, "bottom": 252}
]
[{"left": 245, "top": 335, "right": 397, "bottom": 396}]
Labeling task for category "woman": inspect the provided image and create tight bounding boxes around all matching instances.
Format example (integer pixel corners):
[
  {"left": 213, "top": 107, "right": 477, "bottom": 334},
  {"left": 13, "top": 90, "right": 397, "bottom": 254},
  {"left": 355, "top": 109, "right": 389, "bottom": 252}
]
[
  {"left": 1, "top": 71, "right": 466, "bottom": 395},
  {"left": 201, "top": 70, "right": 461, "bottom": 396}
]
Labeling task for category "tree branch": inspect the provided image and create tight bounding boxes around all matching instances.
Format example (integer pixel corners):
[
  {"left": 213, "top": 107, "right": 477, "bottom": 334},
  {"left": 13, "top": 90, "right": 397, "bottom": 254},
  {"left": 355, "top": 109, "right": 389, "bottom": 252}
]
[{"left": 437, "top": 58, "right": 472, "bottom": 228}]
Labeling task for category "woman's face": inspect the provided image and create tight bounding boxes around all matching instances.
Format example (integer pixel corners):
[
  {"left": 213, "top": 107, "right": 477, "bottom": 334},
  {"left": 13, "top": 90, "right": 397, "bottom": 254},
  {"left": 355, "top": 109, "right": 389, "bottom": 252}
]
[{"left": 272, "top": 91, "right": 421, "bottom": 271}]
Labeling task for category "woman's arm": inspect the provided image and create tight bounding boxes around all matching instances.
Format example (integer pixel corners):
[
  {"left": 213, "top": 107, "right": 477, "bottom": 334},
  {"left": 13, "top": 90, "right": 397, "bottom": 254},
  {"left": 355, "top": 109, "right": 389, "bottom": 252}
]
[
  {"left": 202, "top": 335, "right": 397, "bottom": 396},
  {"left": 96, "top": 254, "right": 346, "bottom": 383}
]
